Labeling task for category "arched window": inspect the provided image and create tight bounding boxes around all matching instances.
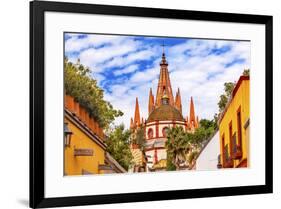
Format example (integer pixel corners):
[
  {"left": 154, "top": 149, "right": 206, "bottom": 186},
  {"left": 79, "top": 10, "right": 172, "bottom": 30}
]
[
  {"left": 148, "top": 128, "right": 153, "bottom": 139},
  {"left": 162, "top": 127, "right": 169, "bottom": 137}
]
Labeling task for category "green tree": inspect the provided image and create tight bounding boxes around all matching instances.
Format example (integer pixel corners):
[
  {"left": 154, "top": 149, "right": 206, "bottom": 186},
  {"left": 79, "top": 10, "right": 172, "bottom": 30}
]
[
  {"left": 218, "top": 82, "right": 236, "bottom": 112},
  {"left": 166, "top": 126, "right": 190, "bottom": 170},
  {"left": 166, "top": 152, "right": 176, "bottom": 171},
  {"left": 165, "top": 119, "right": 217, "bottom": 171},
  {"left": 135, "top": 125, "right": 146, "bottom": 150},
  {"left": 213, "top": 113, "right": 219, "bottom": 127},
  {"left": 64, "top": 58, "right": 123, "bottom": 128},
  {"left": 224, "top": 82, "right": 236, "bottom": 97},
  {"left": 105, "top": 124, "right": 133, "bottom": 171},
  {"left": 188, "top": 150, "right": 199, "bottom": 165},
  {"left": 199, "top": 118, "right": 217, "bottom": 138},
  {"left": 218, "top": 69, "right": 250, "bottom": 113},
  {"left": 191, "top": 127, "right": 213, "bottom": 147},
  {"left": 218, "top": 94, "right": 228, "bottom": 113},
  {"left": 200, "top": 118, "right": 217, "bottom": 131},
  {"left": 243, "top": 69, "right": 250, "bottom": 76}
]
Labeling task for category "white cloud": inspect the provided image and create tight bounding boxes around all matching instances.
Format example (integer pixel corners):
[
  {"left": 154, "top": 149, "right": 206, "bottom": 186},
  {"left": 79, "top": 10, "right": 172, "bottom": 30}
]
[
  {"left": 79, "top": 38, "right": 141, "bottom": 73},
  {"left": 65, "top": 34, "right": 251, "bottom": 129},
  {"left": 65, "top": 34, "right": 126, "bottom": 53},
  {"left": 91, "top": 72, "right": 105, "bottom": 86},
  {"left": 100, "top": 45, "right": 159, "bottom": 70},
  {"left": 114, "top": 64, "right": 139, "bottom": 76}
]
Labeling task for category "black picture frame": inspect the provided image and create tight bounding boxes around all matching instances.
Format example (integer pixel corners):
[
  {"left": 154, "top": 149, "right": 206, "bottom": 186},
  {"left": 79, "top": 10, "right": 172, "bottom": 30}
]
[{"left": 30, "top": 1, "right": 273, "bottom": 208}]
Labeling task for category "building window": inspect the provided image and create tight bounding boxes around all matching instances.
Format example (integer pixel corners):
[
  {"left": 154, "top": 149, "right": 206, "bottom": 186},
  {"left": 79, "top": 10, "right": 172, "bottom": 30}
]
[
  {"left": 221, "top": 134, "right": 225, "bottom": 165},
  {"left": 223, "top": 144, "right": 233, "bottom": 168},
  {"left": 148, "top": 128, "right": 153, "bottom": 139},
  {"left": 229, "top": 121, "right": 233, "bottom": 157},
  {"left": 162, "top": 127, "right": 169, "bottom": 137},
  {"left": 237, "top": 107, "right": 242, "bottom": 147},
  {"left": 231, "top": 132, "right": 237, "bottom": 155}
]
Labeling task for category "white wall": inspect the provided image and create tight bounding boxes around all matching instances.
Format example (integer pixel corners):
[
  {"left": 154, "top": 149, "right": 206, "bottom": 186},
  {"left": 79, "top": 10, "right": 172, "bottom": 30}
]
[
  {"left": 196, "top": 132, "right": 220, "bottom": 170},
  {"left": 145, "top": 149, "right": 167, "bottom": 168},
  {"left": 146, "top": 121, "right": 185, "bottom": 138},
  {"left": 0, "top": 0, "right": 280, "bottom": 209}
]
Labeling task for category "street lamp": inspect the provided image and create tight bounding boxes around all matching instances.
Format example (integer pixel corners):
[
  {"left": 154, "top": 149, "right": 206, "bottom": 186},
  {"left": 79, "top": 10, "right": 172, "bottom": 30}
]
[
  {"left": 64, "top": 122, "right": 73, "bottom": 147},
  {"left": 217, "top": 154, "right": 222, "bottom": 169}
]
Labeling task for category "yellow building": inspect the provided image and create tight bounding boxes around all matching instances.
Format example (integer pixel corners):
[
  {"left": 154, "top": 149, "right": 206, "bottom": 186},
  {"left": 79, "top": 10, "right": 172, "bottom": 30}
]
[
  {"left": 64, "top": 95, "right": 126, "bottom": 175},
  {"left": 64, "top": 95, "right": 107, "bottom": 175},
  {"left": 218, "top": 75, "right": 250, "bottom": 168}
]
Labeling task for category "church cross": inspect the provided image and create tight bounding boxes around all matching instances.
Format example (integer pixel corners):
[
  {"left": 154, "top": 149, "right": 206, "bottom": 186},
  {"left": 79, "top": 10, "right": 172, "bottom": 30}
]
[{"left": 161, "top": 41, "right": 166, "bottom": 54}]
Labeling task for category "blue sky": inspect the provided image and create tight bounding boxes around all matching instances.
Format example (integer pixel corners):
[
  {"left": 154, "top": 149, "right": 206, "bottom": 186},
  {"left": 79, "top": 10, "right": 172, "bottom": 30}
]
[{"left": 65, "top": 33, "right": 250, "bottom": 128}]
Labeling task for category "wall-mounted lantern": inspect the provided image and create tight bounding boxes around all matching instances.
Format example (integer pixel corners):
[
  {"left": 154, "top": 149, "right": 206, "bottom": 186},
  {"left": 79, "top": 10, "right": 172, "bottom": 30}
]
[
  {"left": 64, "top": 122, "right": 73, "bottom": 147},
  {"left": 217, "top": 154, "right": 222, "bottom": 169}
]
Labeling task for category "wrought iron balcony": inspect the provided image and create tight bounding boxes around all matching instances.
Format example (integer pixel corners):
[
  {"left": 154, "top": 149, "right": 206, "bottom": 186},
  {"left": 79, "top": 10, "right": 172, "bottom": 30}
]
[
  {"left": 231, "top": 133, "right": 242, "bottom": 159},
  {"left": 233, "top": 144, "right": 242, "bottom": 159},
  {"left": 223, "top": 145, "right": 233, "bottom": 168},
  {"left": 224, "top": 157, "right": 234, "bottom": 168}
]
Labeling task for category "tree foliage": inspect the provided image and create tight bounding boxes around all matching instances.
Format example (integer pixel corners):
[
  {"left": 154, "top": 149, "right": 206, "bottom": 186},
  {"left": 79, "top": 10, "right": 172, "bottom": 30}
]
[
  {"left": 218, "top": 82, "right": 235, "bottom": 112},
  {"left": 218, "top": 69, "right": 250, "bottom": 113},
  {"left": 194, "top": 118, "right": 218, "bottom": 145},
  {"left": 166, "top": 126, "right": 191, "bottom": 170},
  {"left": 243, "top": 69, "right": 250, "bottom": 76},
  {"left": 134, "top": 125, "right": 146, "bottom": 150},
  {"left": 166, "top": 152, "right": 177, "bottom": 171},
  {"left": 64, "top": 58, "right": 123, "bottom": 128},
  {"left": 165, "top": 118, "right": 217, "bottom": 170},
  {"left": 105, "top": 124, "right": 133, "bottom": 171},
  {"left": 188, "top": 150, "right": 199, "bottom": 165}
]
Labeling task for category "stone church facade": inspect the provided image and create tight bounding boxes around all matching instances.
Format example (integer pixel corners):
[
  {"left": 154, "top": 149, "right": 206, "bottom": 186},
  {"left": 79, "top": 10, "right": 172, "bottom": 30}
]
[{"left": 130, "top": 50, "right": 199, "bottom": 172}]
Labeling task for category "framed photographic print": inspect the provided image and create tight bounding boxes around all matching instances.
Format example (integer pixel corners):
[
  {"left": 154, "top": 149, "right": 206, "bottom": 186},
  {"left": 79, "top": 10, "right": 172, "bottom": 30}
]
[{"left": 30, "top": 0, "right": 273, "bottom": 208}]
